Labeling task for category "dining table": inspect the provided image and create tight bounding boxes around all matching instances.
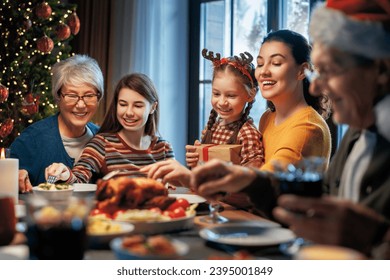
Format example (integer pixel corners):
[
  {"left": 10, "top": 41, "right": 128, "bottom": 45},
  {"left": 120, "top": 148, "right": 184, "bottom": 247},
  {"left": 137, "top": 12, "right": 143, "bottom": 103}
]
[{"left": 1, "top": 187, "right": 293, "bottom": 260}]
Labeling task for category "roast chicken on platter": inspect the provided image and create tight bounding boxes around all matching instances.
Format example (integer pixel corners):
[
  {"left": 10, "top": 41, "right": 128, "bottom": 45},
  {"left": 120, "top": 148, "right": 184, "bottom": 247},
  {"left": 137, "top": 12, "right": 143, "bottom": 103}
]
[{"left": 95, "top": 176, "right": 176, "bottom": 215}]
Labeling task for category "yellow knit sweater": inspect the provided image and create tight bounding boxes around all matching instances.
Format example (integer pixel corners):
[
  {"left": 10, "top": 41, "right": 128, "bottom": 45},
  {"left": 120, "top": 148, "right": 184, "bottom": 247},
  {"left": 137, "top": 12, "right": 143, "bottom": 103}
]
[{"left": 259, "top": 107, "right": 331, "bottom": 172}]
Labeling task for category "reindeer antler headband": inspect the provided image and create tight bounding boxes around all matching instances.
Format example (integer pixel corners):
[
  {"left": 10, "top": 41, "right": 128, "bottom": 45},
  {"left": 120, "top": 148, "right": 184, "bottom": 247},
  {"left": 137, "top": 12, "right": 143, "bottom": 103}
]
[{"left": 202, "top": 48, "right": 255, "bottom": 87}]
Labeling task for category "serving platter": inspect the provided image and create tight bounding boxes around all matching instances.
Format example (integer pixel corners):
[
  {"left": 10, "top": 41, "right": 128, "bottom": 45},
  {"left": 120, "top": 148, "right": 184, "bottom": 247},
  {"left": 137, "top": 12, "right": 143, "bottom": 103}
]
[
  {"left": 115, "top": 213, "right": 195, "bottom": 235},
  {"left": 199, "top": 221, "right": 295, "bottom": 246},
  {"left": 168, "top": 193, "right": 206, "bottom": 204}
]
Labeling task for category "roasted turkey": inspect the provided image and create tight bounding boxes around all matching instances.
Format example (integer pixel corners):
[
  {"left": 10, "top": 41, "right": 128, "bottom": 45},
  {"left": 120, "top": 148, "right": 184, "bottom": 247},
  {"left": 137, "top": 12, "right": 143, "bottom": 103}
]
[{"left": 95, "top": 176, "right": 176, "bottom": 215}]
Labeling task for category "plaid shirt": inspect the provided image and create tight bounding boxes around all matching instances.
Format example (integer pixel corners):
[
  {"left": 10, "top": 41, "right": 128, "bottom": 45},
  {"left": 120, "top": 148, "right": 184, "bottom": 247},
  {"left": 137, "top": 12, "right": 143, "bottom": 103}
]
[{"left": 201, "top": 119, "right": 264, "bottom": 167}]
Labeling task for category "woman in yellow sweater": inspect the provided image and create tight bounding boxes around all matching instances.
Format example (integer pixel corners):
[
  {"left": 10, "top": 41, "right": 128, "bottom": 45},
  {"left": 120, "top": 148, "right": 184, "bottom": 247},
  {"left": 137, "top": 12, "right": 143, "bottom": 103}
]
[{"left": 257, "top": 29, "right": 331, "bottom": 171}]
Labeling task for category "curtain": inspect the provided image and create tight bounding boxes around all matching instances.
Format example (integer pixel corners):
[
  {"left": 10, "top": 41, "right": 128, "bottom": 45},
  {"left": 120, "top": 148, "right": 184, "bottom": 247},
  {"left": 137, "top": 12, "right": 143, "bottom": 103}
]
[
  {"left": 70, "top": 0, "right": 113, "bottom": 123},
  {"left": 111, "top": 0, "right": 189, "bottom": 163}
]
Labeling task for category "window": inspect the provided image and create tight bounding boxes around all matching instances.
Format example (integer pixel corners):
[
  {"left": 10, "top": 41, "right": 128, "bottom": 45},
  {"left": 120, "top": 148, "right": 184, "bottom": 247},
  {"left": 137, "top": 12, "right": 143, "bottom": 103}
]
[{"left": 189, "top": 0, "right": 323, "bottom": 143}]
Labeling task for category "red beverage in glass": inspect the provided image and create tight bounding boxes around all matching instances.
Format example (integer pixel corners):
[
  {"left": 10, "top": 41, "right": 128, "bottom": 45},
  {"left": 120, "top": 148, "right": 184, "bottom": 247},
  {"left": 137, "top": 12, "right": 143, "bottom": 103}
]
[{"left": 0, "top": 195, "right": 16, "bottom": 246}]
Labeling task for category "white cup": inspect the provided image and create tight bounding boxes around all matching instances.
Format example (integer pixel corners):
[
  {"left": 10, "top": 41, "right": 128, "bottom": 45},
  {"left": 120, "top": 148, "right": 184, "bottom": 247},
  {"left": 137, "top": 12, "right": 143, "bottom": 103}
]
[{"left": 0, "top": 157, "right": 19, "bottom": 204}]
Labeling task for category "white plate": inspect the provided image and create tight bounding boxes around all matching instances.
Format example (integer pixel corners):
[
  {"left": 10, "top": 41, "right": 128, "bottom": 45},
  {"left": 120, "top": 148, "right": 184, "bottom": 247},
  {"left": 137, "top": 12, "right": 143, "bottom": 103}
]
[
  {"left": 0, "top": 245, "right": 29, "bottom": 260},
  {"left": 72, "top": 183, "right": 97, "bottom": 193},
  {"left": 110, "top": 237, "right": 189, "bottom": 260},
  {"left": 15, "top": 204, "right": 26, "bottom": 219},
  {"left": 116, "top": 214, "right": 195, "bottom": 235},
  {"left": 168, "top": 193, "right": 206, "bottom": 204},
  {"left": 199, "top": 222, "right": 295, "bottom": 246}
]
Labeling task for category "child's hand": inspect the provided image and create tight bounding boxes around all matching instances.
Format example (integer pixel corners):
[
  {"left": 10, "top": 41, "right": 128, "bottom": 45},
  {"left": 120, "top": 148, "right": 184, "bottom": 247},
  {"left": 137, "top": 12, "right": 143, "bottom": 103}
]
[{"left": 185, "top": 140, "right": 201, "bottom": 168}]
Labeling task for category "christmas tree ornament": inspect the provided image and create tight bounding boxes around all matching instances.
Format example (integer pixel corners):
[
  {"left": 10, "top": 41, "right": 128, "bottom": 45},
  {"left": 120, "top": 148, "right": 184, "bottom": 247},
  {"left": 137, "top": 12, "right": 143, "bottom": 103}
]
[
  {"left": 0, "top": 1, "right": 78, "bottom": 146},
  {"left": 0, "top": 118, "right": 14, "bottom": 139},
  {"left": 22, "top": 94, "right": 40, "bottom": 116},
  {"left": 0, "top": 84, "right": 9, "bottom": 103},
  {"left": 37, "top": 35, "right": 54, "bottom": 53},
  {"left": 68, "top": 12, "right": 80, "bottom": 35},
  {"left": 56, "top": 23, "right": 71, "bottom": 41},
  {"left": 25, "top": 93, "right": 34, "bottom": 103},
  {"left": 35, "top": 2, "right": 52, "bottom": 19},
  {"left": 23, "top": 18, "right": 32, "bottom": 30}
]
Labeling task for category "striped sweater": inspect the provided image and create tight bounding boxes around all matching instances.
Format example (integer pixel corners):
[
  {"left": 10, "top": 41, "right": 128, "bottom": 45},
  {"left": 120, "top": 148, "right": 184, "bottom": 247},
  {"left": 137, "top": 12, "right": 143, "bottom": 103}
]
[{"left": 67, "top": 133, "right": 174, "bottom": 183}]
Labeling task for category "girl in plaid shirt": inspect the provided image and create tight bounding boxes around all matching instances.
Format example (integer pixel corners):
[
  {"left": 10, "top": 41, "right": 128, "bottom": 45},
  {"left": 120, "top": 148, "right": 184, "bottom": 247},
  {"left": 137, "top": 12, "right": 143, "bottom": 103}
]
[
  {"left": 187, "top": 49, "right": 264, "bottom": 169},
  {"left": 142, "top": 51, "right": 264, "bottom": 190}
]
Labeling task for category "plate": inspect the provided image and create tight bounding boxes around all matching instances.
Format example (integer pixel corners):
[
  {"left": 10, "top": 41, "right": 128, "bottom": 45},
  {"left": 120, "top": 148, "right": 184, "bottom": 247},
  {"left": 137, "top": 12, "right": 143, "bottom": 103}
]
[
  {"left": 117, "top": 214, "right": 195, "bottom": 235},
  {"left": 199, "top": 222, "right": 295, "bottom": 246},
  {"left": 87, "top": 220, "right": 134, "bottom": 246},
  {"left": 72, "top": 183, "right": 97, "bottom": 192},
  {"left": 0, "top": 245, "right": 29, "bottom": 260},
  {"left": 168, "top": 193, "right": 206, "bottom": 204},
  {"left": 110, "top": 237, "right": 189, "bottom": 260}
]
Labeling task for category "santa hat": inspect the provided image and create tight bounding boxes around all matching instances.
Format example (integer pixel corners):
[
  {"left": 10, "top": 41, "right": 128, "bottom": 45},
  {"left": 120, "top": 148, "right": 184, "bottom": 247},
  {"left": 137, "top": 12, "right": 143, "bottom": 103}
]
[{"left": 309, "top": 0, "right": 390, "bottom": 59}]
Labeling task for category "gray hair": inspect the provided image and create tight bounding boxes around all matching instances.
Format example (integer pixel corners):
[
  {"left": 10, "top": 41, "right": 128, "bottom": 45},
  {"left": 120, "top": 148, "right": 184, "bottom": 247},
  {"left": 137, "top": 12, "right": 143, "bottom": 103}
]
[{"left": 51, "top": 54, "right": 104, "bottom": 102}]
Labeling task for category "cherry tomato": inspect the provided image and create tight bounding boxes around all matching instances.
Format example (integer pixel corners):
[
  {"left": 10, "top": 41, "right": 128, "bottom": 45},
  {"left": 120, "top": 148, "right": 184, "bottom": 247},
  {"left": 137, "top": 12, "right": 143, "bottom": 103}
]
[
  {"left": 112, "top": 209, "right": 126, "bottom": 220},
  {"left": 90, "top": 208, "right": 111, "bottom": 219},
  {"left": 167, "top": 198, "right": 190, "bottom": 211},
  {"left": 163, "top": 207, "right": 186, "bottom": 219}
]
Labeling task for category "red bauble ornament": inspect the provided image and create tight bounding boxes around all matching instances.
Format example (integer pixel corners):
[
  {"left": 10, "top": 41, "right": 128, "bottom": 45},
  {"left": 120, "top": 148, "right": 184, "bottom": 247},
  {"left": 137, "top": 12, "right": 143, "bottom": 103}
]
[
  {"left": 0, "top": 118, "right": 14, "bottom": 139},
  {"left": 0, "top": 84, "right": 9, "bottom": 103},
  {"left": 21, "top": 94, "right": 40, "bottom": 116},
  {"left": 35, "top": 2, "right": 52, "bottom": 19},
  {"left": 25, "top": 93, "right": 34, "bottom": 103},
  {"left": 37, "top": 35, "right": 54, "bottom": 53},
  {"left": 56, "top": 23, "right": 71, "bottom": 41},
  {"left": 67, "top": 12, "right": 80, "bottom": 35}
]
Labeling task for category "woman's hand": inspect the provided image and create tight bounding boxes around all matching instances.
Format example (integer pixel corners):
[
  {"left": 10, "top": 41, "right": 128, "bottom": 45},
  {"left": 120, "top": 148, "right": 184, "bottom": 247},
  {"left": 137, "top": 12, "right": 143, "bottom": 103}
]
[
  {"left": 140, "top": 159, "right": 191, "bottom": 186},
  {"left": 45, "top": 163, "right": 71, "bottom": 183},
  {"left": 185, "top": 140, "right": 201, "bottom": 168},
  {"left": 189, "top": 159, "right": 257, "bottom": 200},
  {"left": 18, "top": 169, "right": 33, "bottom": 193}
]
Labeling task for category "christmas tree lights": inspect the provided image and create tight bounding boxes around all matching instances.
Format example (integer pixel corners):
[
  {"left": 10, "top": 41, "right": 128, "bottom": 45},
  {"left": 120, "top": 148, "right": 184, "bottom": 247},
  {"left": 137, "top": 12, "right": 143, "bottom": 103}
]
[{"left": 0, "top": 0, "right": 80, "bottom": 146}]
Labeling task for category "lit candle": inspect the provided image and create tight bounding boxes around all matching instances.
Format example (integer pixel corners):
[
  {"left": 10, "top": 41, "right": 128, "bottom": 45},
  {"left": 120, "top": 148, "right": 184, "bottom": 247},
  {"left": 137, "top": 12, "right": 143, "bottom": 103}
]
[{"left": 0, "top": 148, "right": 19, "bottom": 204}]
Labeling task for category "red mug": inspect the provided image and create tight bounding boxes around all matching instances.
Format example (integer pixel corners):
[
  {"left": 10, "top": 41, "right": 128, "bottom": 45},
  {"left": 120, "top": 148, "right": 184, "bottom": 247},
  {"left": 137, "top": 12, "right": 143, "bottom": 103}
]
[{"left": 0, "top": 194, "right": 16, "bottom": 246}]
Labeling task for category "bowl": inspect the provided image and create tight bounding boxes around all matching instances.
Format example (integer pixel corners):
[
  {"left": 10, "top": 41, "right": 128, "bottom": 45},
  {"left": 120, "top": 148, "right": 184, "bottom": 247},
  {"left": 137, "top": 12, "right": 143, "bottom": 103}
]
[
  {"left": 32, "top": 186, "right": 74, "bottom": 201},
  {"left": 110, "top": 236, "right": 189, "bottom": 260},
  {"left": 87, "top": 220, "right": 134, "bottom": 248}
]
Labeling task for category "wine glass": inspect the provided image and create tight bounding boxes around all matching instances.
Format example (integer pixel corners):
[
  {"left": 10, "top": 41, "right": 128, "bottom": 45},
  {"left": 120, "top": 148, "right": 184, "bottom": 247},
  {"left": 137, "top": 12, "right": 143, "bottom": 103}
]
[
  {"left": 274, "top": 157, "right": 326, "bottom": 256},
  {"left": 197, "top": 160, "right": 229, "bottom": 224},
  {"left": 199, "top": 198, "right": 229, "bottom": 224}
]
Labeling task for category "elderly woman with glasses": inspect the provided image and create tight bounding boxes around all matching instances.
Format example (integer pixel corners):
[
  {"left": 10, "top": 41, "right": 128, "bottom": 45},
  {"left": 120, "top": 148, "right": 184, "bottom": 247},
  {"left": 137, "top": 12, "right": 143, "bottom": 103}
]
[{"left": 10, "top": 54, "right": 104, "bottom": 192}]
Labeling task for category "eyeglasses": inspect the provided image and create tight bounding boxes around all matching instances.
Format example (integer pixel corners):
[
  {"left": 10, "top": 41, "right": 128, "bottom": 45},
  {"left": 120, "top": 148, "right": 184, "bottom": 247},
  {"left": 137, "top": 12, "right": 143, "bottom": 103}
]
[
  {"left": 60, "top": 93, "right": 99, "bottom": 105},
  {"left": 304, "top": 66, "right": 348, "bottom": 83}
]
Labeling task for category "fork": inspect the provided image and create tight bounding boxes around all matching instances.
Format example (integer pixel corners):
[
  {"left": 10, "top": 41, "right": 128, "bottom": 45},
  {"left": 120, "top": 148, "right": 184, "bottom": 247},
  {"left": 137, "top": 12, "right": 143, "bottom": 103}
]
[{"left": 47, "top": 175, "right": 58, "bottom": 184}]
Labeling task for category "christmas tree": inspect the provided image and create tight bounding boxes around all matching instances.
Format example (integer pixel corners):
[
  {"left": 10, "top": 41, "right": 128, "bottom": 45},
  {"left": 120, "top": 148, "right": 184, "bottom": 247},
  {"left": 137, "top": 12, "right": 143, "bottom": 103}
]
[{"left": 0, "top": 0, "right": 80, "bottom": 147}]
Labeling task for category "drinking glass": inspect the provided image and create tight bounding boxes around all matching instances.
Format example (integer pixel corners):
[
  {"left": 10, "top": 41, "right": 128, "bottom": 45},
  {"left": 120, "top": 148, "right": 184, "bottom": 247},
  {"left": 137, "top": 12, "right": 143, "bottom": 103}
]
[
  {"left": 26, "top": 196, "right": 91, "bottom": 260},
  {"left": 273, "top": 157, "right": 326, "bottom": 256},
  {"left": 0, "top": 194, "right": 16, "bottom": 246}
]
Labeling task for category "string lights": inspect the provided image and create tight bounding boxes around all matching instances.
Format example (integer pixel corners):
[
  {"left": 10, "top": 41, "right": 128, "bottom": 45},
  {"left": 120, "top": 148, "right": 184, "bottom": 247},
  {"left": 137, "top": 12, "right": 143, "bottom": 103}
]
[{"left": 0, "top": 0, "right": 79, "bottom": 146}]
